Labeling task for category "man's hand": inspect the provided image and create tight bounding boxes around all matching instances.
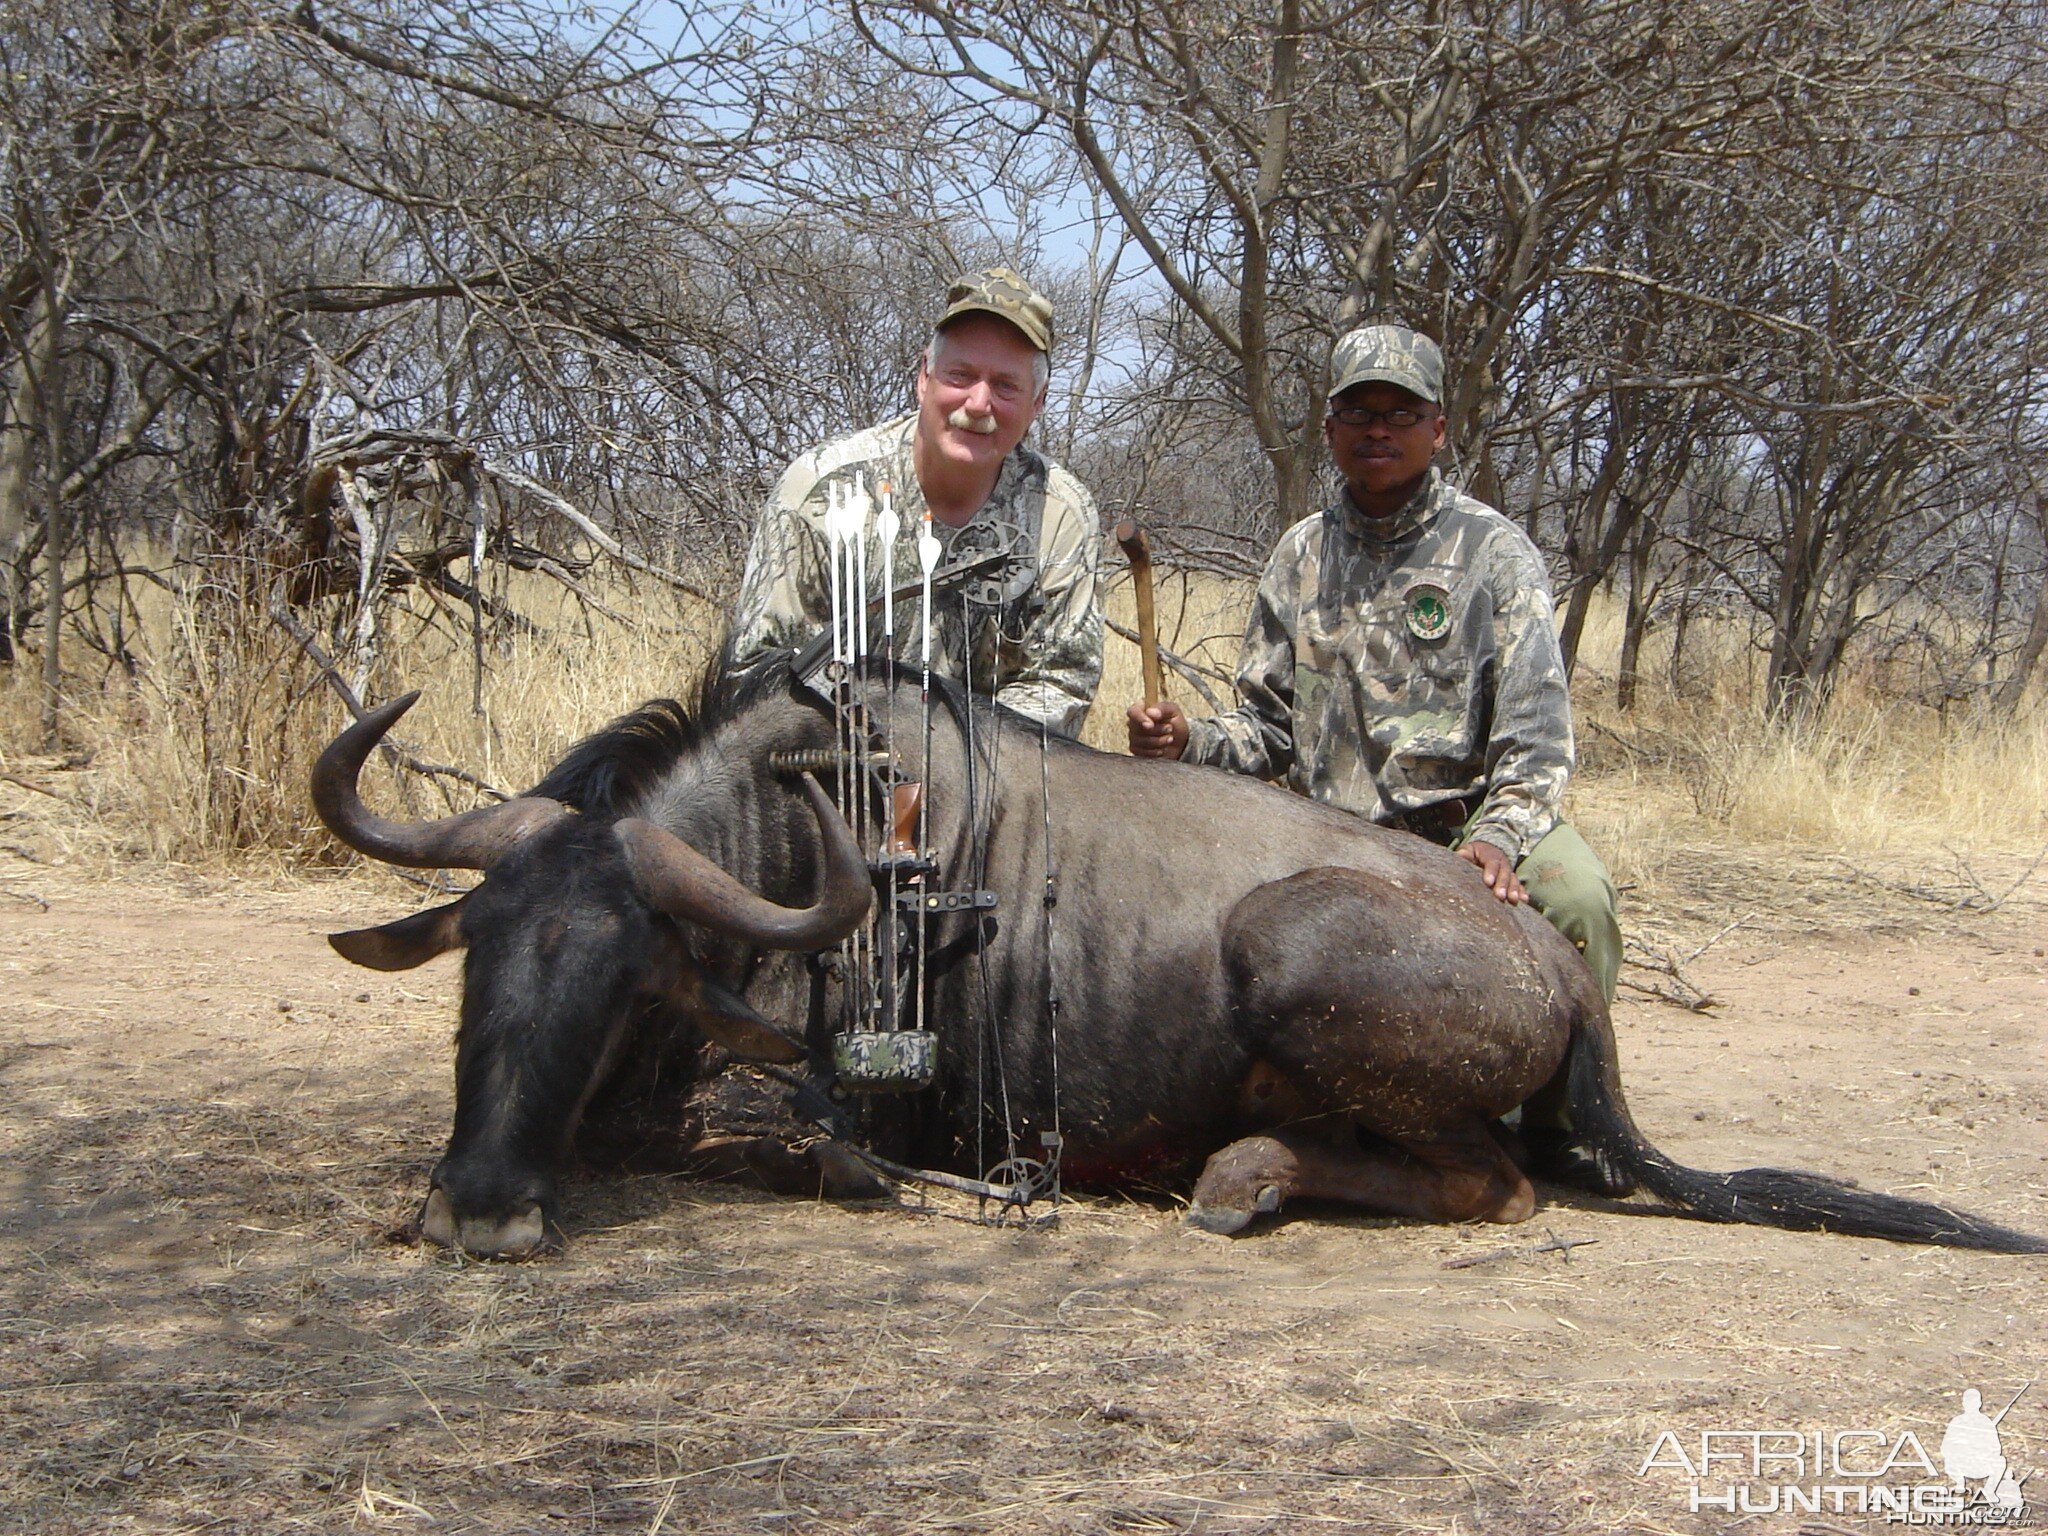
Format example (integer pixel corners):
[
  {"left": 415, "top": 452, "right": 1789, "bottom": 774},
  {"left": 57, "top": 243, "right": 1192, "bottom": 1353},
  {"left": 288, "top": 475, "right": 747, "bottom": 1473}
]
[
  {"left": 1459, "top": 838, "right": 1526, "bottom": 904},
  {"left": 1127, "top": 700, "right": 1190, "bottom": 759}
]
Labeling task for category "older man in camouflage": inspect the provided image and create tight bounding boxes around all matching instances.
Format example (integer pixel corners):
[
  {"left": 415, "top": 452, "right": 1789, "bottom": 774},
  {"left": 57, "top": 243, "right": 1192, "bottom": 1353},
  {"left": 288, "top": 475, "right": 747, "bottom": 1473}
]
[
  {"left": 727, "top": 269, "right": 1103, "bottom": 735},
  {"left": 1127, "top": 322, "right": 1630, "bottom": 1197}
]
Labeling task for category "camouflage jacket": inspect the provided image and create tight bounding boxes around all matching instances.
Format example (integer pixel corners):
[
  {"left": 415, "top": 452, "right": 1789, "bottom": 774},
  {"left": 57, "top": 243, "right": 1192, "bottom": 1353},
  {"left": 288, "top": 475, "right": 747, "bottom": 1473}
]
[
  {"left": 1182, "top": 468, "right": 1573, "bottom": 862},
  {"left": 727, "top": 414, "right": 1104, "bottom": 736}
]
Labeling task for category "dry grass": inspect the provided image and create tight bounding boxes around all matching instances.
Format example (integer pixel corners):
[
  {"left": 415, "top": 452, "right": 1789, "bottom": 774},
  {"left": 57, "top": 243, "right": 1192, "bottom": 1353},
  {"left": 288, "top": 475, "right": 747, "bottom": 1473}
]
[
  {"left": 1, "top": 561, "right": 2043, "bottom": 895},
  {"left": 1093, "top": 570, "right": 2048, "bottom": 906},
  {"left": 1564, "top": 599, "right": 2048, "bottom": 907},
  {"left": 0, "top": 570, "right": 724, "bottom": 870}
]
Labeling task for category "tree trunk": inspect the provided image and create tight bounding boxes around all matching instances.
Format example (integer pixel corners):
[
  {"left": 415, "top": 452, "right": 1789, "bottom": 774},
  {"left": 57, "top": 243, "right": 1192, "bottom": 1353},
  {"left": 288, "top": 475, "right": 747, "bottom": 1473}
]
[
  {"left": 1616, "top": 516, "right": 1656, "bottom": 711},
  {"left": 1993, "top": 585, "right": 2048, "bottom": 711},
  {"left": 1765, "top": 438, "right": 1832, "bottom": 721},
  {"left": 1270, "top": 438, "right": 1320, "bottom": 534},
  {"left": 1556, "top": 483, "right": 1636, "bottom": 677},
  {"left": 38, "top": 294, "right": 68, "bottom": 748},
  {"left": 0, "top": 354, "right": 34, "bottom": 668},
  {"left": 1991, "top": 494, "right": 2048, "bottom": 711}
]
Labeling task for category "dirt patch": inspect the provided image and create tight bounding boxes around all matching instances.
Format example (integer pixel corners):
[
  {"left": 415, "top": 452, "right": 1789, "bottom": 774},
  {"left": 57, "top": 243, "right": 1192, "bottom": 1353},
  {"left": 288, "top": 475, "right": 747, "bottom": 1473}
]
[{"left": 1, "top": 859, "right": 2044, "bottom": 1534}]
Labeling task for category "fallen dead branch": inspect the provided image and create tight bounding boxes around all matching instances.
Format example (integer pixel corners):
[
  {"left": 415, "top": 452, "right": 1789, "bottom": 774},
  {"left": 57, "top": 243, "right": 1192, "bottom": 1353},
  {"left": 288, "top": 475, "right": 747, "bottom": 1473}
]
[
  {"left": 1829, "top": 843, "right": 2048, "bottom": 913},
  {"left": 1, "top": 772, "right": 64, "bottom": 800},
  {"left": 1619, "top": 914, "right": 1749, "bottom": 1011}
]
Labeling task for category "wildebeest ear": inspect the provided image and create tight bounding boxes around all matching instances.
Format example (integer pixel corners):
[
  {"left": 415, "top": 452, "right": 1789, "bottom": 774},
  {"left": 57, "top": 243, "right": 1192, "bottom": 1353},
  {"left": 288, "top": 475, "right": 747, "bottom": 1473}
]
[
  {"left": 673, "top": 973, "right": 805, "bottom": 1064},
  {"left": 329, "top": 896, "right": 469, "bottom": 971}
]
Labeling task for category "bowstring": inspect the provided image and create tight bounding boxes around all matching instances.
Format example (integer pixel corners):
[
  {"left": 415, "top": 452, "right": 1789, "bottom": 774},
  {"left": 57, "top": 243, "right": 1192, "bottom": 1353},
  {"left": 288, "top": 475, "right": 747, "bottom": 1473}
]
[
  {"left": 958, "top": 590, "right": 1016, "bottom": 1181},
  {"left": 1039, "top": 711, "right": 1062, "bottom": 1213}
]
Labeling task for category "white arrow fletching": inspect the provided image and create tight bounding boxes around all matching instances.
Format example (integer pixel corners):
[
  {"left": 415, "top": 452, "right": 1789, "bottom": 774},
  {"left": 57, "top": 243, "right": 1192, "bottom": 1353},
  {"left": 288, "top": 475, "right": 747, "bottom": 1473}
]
[
  {"left": 824, "top": 482, "right": 845, "bottom": 663},
  {"left": 917, "top": 516, "right": 940, "bottom": 666}
]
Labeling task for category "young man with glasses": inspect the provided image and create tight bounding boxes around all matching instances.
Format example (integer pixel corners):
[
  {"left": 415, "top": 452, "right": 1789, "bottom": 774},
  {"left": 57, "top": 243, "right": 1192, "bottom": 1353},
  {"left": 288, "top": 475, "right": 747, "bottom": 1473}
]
[{"left": 1126, "top": 323, "right": 1630, "bottom": 1197}]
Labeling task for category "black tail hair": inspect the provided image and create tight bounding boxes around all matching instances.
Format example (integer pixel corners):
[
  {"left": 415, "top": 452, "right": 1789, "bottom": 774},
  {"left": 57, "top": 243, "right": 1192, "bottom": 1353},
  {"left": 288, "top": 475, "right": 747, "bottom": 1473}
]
[{"left": 1567, "top": 1008, "right": 2048, "bottom": 1253}]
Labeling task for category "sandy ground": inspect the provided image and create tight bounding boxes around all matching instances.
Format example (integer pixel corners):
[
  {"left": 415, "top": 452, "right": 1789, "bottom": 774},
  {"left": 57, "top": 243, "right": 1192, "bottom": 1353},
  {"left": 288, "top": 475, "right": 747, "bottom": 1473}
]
[{"left": 1, "top": 841, "right": 2044, "bottom": 1535}]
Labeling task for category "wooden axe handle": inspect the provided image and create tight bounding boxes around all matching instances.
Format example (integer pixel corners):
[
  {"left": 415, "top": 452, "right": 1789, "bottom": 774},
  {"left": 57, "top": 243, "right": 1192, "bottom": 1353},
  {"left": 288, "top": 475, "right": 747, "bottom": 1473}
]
[{"left": 1114, "top": 519, "right": 1165, "bottom": 707}]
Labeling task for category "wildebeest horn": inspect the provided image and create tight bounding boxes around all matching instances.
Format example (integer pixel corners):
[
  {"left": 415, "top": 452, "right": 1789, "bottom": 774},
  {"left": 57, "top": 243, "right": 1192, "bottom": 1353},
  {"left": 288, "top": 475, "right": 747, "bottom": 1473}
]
[
  {"left": 311, "top": 692, "right": 570, "bottom": 869},
  {"left": 614, "top": 773, "right": 871, "bottom": 950}
]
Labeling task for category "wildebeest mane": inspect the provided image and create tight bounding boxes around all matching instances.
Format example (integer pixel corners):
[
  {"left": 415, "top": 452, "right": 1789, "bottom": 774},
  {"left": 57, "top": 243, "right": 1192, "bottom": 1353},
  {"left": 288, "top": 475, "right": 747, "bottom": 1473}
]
[
  {"left": 521, "top": 634, "right": 1082, "bottom": 824},
  {"left": 521, "top": 637, "right": 754, "bottom": 818},
  {"left": 519, "top": 640, "right": 830, "bottom": 818},
  {"left": 522, "top": 696, "right": 702, "bottom": 819}
]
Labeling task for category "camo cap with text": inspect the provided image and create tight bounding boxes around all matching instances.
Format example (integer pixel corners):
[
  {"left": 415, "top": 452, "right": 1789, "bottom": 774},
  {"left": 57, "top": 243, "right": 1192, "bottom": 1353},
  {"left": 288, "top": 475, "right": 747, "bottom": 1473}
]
[
  {"left": 1330, "top": 323, "right": 1444, "bottom": 405},
  {"left": 938, "top": 267, "right": 1054, "bottom": 354}
]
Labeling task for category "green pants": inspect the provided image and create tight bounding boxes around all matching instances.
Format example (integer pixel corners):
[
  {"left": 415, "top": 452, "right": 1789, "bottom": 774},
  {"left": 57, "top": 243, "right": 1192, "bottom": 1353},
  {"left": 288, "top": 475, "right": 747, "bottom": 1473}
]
[{"left": 1456, "top": 820, "right": 1621, "bottom": 1132}]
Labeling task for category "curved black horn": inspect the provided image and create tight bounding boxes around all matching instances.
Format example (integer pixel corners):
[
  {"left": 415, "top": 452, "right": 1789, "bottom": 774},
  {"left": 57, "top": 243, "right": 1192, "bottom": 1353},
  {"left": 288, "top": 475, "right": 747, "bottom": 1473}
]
[
  {"left": 613, "top": 773, "right": 871, "bottom": 950},
  {"left": 311, "top": 692, "right": 570, "bottom": 869}
]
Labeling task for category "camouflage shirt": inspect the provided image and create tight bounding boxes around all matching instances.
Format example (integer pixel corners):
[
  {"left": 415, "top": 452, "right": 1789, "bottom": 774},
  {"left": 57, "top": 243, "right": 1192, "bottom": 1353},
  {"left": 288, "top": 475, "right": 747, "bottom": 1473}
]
[
  {"left": 1182, "top": 468, "right": 1573, "bottom": 862},
  {"left": 727, "top": 414, "right": 1104, "bottom": 736}
]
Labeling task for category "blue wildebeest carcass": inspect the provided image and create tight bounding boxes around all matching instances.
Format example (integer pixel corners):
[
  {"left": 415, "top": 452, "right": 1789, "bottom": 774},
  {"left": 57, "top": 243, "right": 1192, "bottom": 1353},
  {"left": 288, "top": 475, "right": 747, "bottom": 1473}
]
[{"left": 311, "top": 656, "right": 2048, "bottom": 1258}]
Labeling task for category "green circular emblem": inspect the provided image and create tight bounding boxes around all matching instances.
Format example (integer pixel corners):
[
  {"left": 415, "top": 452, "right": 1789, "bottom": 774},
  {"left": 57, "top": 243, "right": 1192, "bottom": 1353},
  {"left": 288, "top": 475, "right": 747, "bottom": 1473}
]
[{"left": 1404, "top": 582, "right": 1453, "bottom": 642}]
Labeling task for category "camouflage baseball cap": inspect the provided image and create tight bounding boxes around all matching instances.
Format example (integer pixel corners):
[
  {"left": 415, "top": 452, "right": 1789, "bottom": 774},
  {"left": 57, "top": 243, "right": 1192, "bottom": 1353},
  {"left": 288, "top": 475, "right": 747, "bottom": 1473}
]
[
  {"left": 938, "top": 267, "right": 1054, "bottom": 354},
  {"left": 1330, "top": 323, "right": 1443, "bottom": 404}
]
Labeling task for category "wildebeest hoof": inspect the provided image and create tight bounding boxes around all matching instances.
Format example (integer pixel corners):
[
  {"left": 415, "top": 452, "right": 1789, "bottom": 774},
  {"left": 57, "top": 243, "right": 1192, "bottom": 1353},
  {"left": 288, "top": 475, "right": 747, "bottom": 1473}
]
[
  {"left": 1185, "top": 1201, "right": 1254, "bottom": 1235},
  {"left": 419, "top": 1188, "right": 549, "bottom": 1259},
  {"left": 1184, "top": 1186, "right": 1280, "bottom": 1236}
]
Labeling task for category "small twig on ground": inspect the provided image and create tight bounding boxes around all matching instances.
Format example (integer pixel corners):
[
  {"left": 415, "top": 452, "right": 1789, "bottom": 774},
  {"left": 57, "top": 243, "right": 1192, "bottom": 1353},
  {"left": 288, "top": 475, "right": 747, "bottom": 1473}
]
[
  {"left": 1682, "top": 913, "right": 1752, "bottom": 965},
  {"left": 1442, "top": 1231, "right": 1597, "bottom": 1269},
  {"left": 1, "top": 887, "right": 50, "bottom": 911},
  {"left": 1, "top": 772, "right": 64, "bottom": 800},
  {"left": 1618, "top": 974, "right": 1715, "bottom": 1012},
  {"left": 1965, "top": 842, "right": 2048, "bottom": 913},
  {"left": 2, "top": 843, "right": 50, "bottom": 865},
  {"left": 1620, "top": 928, "right": 1730, "bottom": 1012},
  {"left": 390, "top": 867, "right": 471, "bottom": 896}
]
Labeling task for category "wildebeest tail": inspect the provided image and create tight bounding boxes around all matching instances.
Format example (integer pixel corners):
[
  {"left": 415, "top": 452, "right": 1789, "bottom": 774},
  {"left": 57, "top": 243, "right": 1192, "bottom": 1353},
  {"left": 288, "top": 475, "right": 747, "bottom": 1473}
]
[
  {"left": 525, "top": 698, "right": 699, "bottom": 818},
  {"left": 1563, "top": 1006, "right": 2048, "bottom": 1253}
]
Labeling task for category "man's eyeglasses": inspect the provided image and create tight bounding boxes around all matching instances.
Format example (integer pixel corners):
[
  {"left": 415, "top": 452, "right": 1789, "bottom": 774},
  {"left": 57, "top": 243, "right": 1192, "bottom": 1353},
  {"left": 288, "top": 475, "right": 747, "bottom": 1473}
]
[{"left": 1329, "top": 405, "right": 1436, "bottom": 429}]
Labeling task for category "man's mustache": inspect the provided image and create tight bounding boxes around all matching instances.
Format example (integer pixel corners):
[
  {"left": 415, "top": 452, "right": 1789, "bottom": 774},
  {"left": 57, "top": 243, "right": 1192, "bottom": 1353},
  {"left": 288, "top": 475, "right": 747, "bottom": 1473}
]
[{"left": 947, "top": 406, "right": 998, "bottom": 435}]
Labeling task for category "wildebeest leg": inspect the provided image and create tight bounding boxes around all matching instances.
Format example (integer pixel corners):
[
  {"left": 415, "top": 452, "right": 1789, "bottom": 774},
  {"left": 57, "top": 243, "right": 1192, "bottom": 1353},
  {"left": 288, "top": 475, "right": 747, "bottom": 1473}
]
[
  {"left": 1187, "top": 1119, "right": 1535, "bottom": 1234},
  {"left": 1203, "top": 865, "right": 1577, "bottom": 1236}
]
